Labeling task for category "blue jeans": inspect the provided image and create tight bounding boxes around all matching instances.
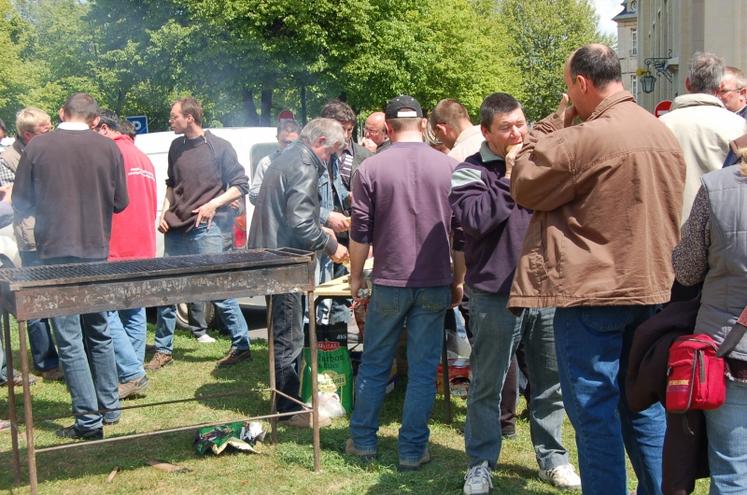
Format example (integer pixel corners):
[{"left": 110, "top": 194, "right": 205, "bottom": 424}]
[
  {"left": 518, "top": 307, "right": 570, "bottom": 471},
  {"left": 315, "top": 253, "right": 350, "bottom": 325},
  {"left": 554, "top": 306, "right": 665, "bottom": 495},
  {"left": 154, "top": 223, "right": 249, "bottom": 354},
  {"left": 705, "top": 379, "right": 747, "bottom": 494},
  {"left": 46, "top": 257, "right": 120, "bottom": 430},
  {"left": 464, "top": 290, "right": 522, "bottom": 468},
  {"left": 108, "top": 308, "right": 146, "bottom": 383},
  {"left": 21, "top": 250, "right": 59, "bottom": 372},
  {"left": 349, "top": 284, "right": 451, "bottom": 463}
]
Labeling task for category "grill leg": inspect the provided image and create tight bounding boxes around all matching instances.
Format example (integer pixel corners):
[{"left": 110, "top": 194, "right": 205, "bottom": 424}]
[
  {"left": 266, "top": 297, "right": 277, "bottom": 445},
  {"left": 308, "top": 292, "right": 320, "bottom": 472},
  {"left": 441, "top": 327, "right": 451, "bottom": 424},
  {"left": 4, "top": 312, "right": 21, "bottom": 484},
  {"left": 18, "top": 320, "right": 38, "bottom": 494}
]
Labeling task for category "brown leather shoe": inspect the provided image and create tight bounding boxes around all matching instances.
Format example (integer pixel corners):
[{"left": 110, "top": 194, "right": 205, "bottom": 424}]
[
  {"left": 118, "top": 375, "right": 149, "bottom": 399},
  {"left": 41, "top": 367, "right": 64, "bottom": 382},
  {"left": 216, "top": 347, "right": 252, "bottom": 367},
  {"left": 0, "top": 370, "right": 37, "bottom": 387},
  {"left": 279, "top": 412, "right": 332, "bottom": 428},
  {"left": 144, "top": 352, "right": 173, "bottom": 371}
]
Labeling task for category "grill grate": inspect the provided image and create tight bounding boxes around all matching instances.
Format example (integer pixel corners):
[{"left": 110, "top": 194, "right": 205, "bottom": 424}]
[{"left": 0, "top": 248, "right": 313, "bottom": 289}]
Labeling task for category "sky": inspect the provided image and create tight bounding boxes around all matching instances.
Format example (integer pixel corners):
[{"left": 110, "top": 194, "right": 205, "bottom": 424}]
[{"left": 593, "top": 0, "right": 622, "bottom": 37}]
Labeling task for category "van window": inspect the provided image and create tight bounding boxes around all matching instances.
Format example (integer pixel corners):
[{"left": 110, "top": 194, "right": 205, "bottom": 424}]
[{"left": 250, "top": 142, "right": 279, "bottom": 178}]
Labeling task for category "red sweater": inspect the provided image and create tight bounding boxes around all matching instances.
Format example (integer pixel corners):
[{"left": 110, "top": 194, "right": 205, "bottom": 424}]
[{"left": 109, "top": 134, "right": 157, "bottom": 260}]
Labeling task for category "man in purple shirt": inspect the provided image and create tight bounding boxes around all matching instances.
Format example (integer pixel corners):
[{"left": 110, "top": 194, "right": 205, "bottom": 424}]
[{"left": 345, "top": 95, "right": 460, "bottom": 471}]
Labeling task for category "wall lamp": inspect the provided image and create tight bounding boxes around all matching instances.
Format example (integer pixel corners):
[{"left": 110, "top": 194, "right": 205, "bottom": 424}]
[{"left": 640, "top": 50, "right": 673, "bottom": 93}]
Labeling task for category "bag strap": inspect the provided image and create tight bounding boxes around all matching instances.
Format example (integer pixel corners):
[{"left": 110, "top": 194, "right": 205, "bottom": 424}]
[{"left": 716, "top": 306, "right": 747, "bottom": 357}]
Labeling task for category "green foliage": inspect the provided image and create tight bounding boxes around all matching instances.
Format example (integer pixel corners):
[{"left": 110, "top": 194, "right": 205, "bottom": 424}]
[
  {"left": 190, "top": 0, "right": 521, "bottom": 118},
  {"left": 496, "top": 0, "right": 606, "bottom": 122},
  {"left": 0, "top": 0, "right": 608, "bottom": 131},
  {"left": 0, "top": 0, "right": 40, "bottom": 127}
]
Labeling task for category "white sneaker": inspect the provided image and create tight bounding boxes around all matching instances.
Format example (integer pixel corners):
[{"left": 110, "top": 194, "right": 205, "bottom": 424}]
[
  {"left": 196, "top": 334, "right": 216, "bottom": 344},
  {"left": 539, "top": 463, "right": 582, "bottom": 490},
  {"left": 464, "top": 460, "right": 492, "bottom": 495}
]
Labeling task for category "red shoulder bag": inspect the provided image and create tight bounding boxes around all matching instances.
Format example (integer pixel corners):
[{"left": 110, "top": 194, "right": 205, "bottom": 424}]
[{"left": 665, "top": 307, "right": 747, "bottom": 413}]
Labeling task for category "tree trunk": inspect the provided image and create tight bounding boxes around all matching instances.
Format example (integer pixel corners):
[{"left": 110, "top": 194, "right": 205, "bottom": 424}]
[
  {"left": 242, "top": 88, "right": 259, "bottom": 126},
  {"left": 300, "top": 84, "right": 308, "bottom": 125},
  {"left": 260, "top": 87, "right": 273, "bottom": 126}
]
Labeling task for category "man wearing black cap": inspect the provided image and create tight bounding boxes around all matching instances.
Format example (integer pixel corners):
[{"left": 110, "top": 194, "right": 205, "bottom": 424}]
[{"left": 345, "top": 95, "right": 461, "bottom": 471}]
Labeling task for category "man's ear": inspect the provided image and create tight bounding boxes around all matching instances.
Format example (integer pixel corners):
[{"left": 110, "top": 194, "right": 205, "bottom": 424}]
[
  {"left": 480, "top": 124, "right": 490, "bottom": 140},
  {"left": 385, "top": 121, "right": 395, "bottom": 136},
  {"left": 58, "top": 108, "right": 65, "bottom": 122},
  {"left": 90, "top": 116, "right": 101, "bottom": 130},
  {"left": 685, "top": 77, "right": 692, "bottom": 93},
  {"left": 577, "top": 74, "right": 589, "bottom": 93}
]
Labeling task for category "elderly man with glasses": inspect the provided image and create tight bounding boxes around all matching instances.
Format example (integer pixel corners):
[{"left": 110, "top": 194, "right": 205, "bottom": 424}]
[{"left": 718, "top": 66, "right": 747, "bottom": 119}]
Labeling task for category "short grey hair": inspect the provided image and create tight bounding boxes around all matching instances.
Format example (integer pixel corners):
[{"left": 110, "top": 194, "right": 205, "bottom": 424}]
[
  {"left": 688, "top": 52, "right": 725, "bottom": 94},
  {"left": 724, "top": 66, "right": 747, "bottom": 89},
  {"left": 300, "top": 118, "right": 345, "bottom": 150}
]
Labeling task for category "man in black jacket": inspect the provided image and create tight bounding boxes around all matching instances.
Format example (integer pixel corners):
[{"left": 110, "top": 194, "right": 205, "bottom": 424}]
[{"left": 249, "top": 117, "right": 348, "bottom": 427}]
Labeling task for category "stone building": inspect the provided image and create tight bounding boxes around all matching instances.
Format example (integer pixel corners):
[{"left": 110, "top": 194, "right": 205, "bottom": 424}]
[{"left": 621, "top": 0, "right": 747, "bottom": 112}]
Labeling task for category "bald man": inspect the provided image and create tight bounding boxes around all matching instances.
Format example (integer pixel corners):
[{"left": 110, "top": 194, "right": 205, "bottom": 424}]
[{"left": 361, "top": 111, "right": 389, "bottom": 153}]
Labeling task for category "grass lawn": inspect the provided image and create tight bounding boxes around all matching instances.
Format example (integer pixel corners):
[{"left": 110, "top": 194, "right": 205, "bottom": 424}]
[{"left": 1, "top": 320, "right": 710, "bottom": 494}]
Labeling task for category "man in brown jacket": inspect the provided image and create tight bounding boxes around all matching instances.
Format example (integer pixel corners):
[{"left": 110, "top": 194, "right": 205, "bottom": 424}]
[{"left": 509, "top": 44, "right": 686, "bottom": 495}]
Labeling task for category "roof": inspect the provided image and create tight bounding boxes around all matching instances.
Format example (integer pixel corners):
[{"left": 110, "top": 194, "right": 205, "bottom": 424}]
[{"left": 613, "top": 1, "right": 637, "bottom": 22}]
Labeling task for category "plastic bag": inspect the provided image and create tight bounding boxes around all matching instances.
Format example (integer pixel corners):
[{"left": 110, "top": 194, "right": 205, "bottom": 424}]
[{"left": 300, "top": 344, "right": 354, "bottom": 414}]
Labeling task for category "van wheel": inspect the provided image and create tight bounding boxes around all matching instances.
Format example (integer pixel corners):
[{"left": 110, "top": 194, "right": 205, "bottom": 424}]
[{"left": 175, "top": 302, "right": 217, "bottom": 330}]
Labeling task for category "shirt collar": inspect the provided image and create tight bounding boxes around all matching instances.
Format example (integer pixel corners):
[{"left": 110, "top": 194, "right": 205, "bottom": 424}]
[
  {"left": 57, "top": 122, "right": 90, "bottom": 131},
  {"left": 479, "top": 140, "right": 504, "bottom": 163}
]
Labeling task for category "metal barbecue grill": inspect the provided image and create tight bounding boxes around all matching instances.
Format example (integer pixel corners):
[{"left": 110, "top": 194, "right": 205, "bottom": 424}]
[
  {"left": 1, "top": 248, "right": 321, "bottom": 494},
  {"left": 0, "top": 249, "right": 315, "bottom": 320}
]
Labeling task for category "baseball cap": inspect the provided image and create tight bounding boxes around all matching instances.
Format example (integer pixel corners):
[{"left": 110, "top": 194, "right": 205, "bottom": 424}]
[{"left": 385, "top": 95, "right": 423, "bottom": 119}]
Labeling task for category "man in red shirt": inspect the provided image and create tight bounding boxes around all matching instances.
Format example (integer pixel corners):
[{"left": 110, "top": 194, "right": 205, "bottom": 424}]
[{"left": 96, "top": 110, "right": 157, "bottom": 399}]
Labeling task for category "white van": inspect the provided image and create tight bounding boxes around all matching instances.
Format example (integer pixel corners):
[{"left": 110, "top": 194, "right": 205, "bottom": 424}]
[{"left": 134, "top": 127, "right": 278, "bottom": 325}]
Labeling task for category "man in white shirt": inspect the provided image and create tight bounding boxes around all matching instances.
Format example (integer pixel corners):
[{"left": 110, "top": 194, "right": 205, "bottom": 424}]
[{"left": 430, "top": 99, "right": 483, "bottom": 162}]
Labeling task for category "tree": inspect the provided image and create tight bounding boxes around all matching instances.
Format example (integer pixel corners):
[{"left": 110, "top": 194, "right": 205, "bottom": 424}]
[
  {"left": 0, "top": 0, "right": 41, "bottom": 128},
  {"left": 496, "top": 0, "right": 607, "bottom": 121},
  {"left": 3, "top": 0, "right": 604, "bottom": 130},
  {"left": 189, "top": 0, "right": 521, "bottom": 119}
]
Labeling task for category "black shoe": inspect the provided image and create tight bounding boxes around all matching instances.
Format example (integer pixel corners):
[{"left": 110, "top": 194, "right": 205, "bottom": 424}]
[{"left": 55, "top": 425, "right": 103, "bottom": 440}]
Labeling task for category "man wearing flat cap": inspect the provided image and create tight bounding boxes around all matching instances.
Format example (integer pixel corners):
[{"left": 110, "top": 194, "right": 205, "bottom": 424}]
[{"left": 345, "top": 95, "right": 461, "bottom": 471}]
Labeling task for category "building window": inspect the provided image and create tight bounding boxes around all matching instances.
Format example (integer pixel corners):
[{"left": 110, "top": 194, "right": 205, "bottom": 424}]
[
  {"left": 631, "top": 28, "right": 638, "bottom": 55},
  {"left": 631, "top": 75, "right": 638, "bottom": 96}
]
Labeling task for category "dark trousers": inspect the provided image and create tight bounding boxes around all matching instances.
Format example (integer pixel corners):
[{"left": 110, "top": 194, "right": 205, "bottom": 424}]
[
  {"left": 270, "top": 292, "right": 304, "bottom": 413},
  {"left": 20, "top": 251, "right": 59, "bottom": 371}
]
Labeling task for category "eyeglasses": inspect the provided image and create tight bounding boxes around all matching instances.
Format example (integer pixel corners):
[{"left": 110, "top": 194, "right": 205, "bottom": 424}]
[{"left": 719, "top": 87, "right": 744, "bottom": 95}]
